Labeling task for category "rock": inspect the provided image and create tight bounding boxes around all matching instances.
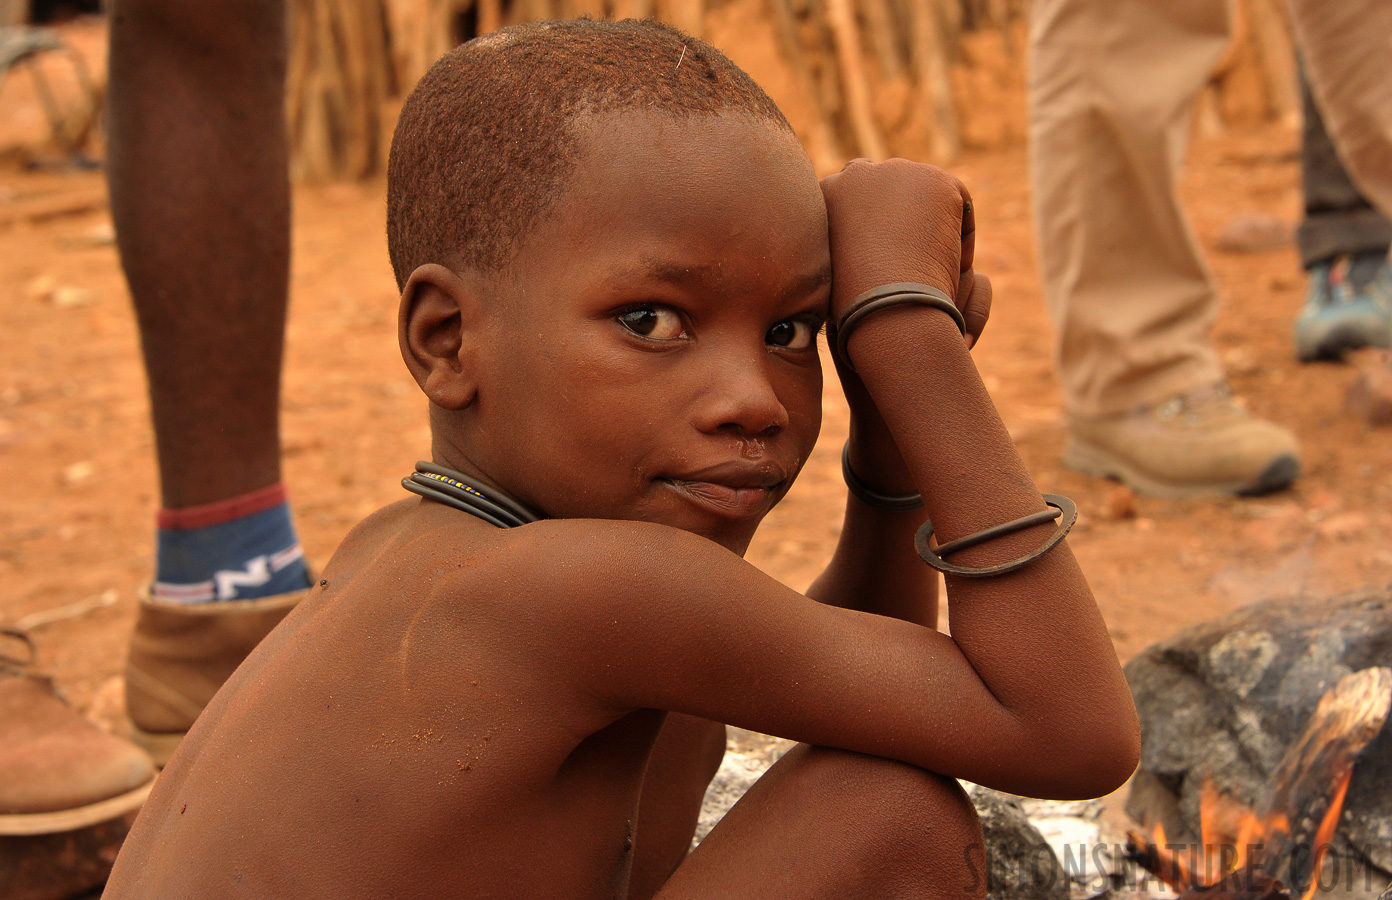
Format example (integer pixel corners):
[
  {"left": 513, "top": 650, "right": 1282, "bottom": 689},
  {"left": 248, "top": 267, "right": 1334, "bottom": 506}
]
[
  {"left": 1215, "top": 214, "right": 1294, "bottom": 254},
  {"left": 1124, "top": 588, "right": 1392, "bottom": 876},
  {"left": 1318, "top": 513, "right": 1370, "bottom": 542},
  {"left": 968, "top": 786, "right": 1070, "bottom": 900},
  {"left": 22, "top": 276, "right": 94, "bottom": 308},
  {"left": 1239, "top": 504, "right": 1308, "bottom": 553},
  {"left": 1021, "top": 798, "right": 1137, "bottom": 898},
  {"left": 1346, "top": 361, "right": 1392, "bottom": 428},
  {"left": 49, "top": 286, "right": 94, "bottom": 309},
  {"left": 24, "top": 274, "right": 56, "bottom": 301},
  {"left": 1221, "top": 347, "right": 1262, "bottom": 377},
  {"left": 1102, "top": 486, "right": 1138, "bottom": 521},
  {"left": 60, "top": 461, "right": 95, "bottom": 485}
]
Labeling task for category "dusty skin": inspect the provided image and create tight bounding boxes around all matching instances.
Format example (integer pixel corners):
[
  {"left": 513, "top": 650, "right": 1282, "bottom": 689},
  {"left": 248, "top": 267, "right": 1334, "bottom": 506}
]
[{"left": 98, "top": 111, "right": 1139, "bottom": 898}]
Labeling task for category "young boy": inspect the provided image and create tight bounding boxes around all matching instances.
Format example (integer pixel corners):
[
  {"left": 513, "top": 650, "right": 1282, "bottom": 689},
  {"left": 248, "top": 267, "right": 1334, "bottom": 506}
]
[{"left": 105, "top": 19, "right": 1139, "bottom": 898}]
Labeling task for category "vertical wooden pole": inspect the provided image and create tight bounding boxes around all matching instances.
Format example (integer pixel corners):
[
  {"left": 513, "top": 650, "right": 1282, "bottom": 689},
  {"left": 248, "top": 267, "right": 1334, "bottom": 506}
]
[
  {"left": 907, "top": 0, "right": 960, "bottom": 162},
  {"left": 478, "top": 0, "right": 503, "bottom": 33},
  {"left": 826, "top": 0, "right": 887, "bottom": 159}
]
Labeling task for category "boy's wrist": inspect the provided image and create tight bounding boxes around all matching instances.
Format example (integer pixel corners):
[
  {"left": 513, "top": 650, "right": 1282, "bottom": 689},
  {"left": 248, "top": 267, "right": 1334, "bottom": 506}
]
[
  {"left": 840, "top": 304, "right": 975, "bottom": 499},
  {"left": 845, "top": 423, "right": 916, "bottom": 500}
]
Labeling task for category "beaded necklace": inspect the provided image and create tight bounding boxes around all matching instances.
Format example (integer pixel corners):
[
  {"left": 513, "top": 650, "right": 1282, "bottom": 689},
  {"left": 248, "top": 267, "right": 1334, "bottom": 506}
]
[{"left": 401, "top": 461, "right": 541, "bottom": 528}]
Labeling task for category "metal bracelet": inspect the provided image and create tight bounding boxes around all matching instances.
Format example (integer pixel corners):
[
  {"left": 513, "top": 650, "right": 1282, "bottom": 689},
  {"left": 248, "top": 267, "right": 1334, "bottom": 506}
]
[
  {"left": 835, "top": 282, "right": 966, "bottom": 371},
  {"left": 840, "top": 441, "right": 925, "bottom": 511},
  {"left": 914, "top": 494, "right": 1077, "bottom": 578}
]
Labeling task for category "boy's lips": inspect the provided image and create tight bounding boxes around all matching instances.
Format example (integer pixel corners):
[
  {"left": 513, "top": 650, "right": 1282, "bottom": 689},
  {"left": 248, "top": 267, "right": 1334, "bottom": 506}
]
[{"left": 659, "top": 462, "right": 788, "bottom": 519}]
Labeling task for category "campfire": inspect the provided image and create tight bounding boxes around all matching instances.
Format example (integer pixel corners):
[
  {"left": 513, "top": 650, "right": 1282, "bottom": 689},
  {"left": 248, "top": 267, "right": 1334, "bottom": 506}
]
[{"left": 1126, "top": 668, "right": 1391, "bottom": 900}]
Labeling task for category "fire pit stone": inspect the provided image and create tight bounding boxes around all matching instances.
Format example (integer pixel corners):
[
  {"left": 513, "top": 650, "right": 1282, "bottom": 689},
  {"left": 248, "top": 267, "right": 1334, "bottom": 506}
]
[{"left": 1123, "top": 588, "right": 1392, "bottom": 884}]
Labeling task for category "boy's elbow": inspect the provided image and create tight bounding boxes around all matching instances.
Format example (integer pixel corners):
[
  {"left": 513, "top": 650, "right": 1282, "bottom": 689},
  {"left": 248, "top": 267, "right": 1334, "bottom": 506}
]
[
  {"left": 1070, "top": 728, "right": 1140, "bottom": 799},
  {"left": 1042, "top": 710, "right": 1142, "bottom": 800}
]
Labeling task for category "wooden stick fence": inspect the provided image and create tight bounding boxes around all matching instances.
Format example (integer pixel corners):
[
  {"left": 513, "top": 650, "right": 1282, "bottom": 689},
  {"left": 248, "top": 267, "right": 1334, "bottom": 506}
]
[{"left": 288, "top": 0, "right": 1298, "bottom": 182}]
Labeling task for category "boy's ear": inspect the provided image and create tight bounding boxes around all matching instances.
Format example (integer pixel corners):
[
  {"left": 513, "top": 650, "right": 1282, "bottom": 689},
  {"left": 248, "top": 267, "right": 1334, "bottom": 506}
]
[{"left": 399, "top": 264, "right": 485, "bottom": 410}]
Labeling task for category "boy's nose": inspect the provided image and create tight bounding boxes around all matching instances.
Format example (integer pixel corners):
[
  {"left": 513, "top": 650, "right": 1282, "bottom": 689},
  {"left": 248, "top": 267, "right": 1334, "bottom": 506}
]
[{"left": 693, "top": 348, "right": 790, "bottom": 437}]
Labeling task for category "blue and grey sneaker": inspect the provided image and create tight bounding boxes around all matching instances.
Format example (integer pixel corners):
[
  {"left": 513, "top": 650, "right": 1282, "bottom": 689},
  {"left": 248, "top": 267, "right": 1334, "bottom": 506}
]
[{"left": 1294, "top": 252, "right": 1392, "bottom": 362}]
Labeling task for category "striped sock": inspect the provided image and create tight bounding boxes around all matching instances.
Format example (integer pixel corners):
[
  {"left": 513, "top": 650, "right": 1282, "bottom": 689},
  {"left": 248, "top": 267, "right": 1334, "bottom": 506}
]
[{"left": 153, "top": 483, "right": 312, "bottom": 603}]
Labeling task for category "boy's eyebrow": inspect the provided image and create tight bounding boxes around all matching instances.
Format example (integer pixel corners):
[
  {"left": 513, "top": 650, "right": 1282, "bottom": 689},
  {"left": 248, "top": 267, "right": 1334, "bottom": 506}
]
[
  {"left": 782, "top": 264, "right": 833, "bottom": 300},
  {"left": 628, "top": 257, "right": 833, "bottom": 300}
]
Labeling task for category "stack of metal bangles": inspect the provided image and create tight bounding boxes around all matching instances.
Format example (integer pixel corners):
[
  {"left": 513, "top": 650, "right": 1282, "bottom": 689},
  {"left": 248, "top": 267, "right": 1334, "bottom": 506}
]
[
  {"left": 835, "top": 282, "right": 966, "bottom": 372},
  {"left": 836, "top": 282, "right": 1076, "bottom": 578}
]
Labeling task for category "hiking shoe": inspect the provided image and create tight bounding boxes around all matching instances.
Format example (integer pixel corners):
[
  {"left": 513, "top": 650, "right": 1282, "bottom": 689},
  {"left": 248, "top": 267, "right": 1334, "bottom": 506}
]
[
  {"left": 1065, "top": 385, "right": 1301, "bottom": 499},
  {"left": 0, "top": 630, "right": 156, "bottom": 836},
  {"left": 1294, "top": 253, "right": 1392, "bottom": 362},
  {"left": 125, "top": 587, "right": 305, "bottom": 766}
]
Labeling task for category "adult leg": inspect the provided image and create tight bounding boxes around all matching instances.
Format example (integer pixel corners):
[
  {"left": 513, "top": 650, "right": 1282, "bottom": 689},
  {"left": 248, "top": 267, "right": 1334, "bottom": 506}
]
[
  {"left": 656, "top": 744, "right": 985, "bottom": 899},
  {"left": 108, "top": 0, "right": 306, "bottom": 764},
  {"left": 0, "top": 0, "right": 300, "bottom": 846},
  {"left": 1288, "top": 0, "right": 1392, "bottom": 225},
  {"left": 1028, "top": 0, "right": 1299, "bottom": 497},
  {"left": 1292, "top": 64, "right": 1392, "bottom": 361},
  {"left": 108, "top": 0, "right": 288, "bottom": 507},
  {"left": 1296, "top": 70, "right": 1392, "bottom": 268}
]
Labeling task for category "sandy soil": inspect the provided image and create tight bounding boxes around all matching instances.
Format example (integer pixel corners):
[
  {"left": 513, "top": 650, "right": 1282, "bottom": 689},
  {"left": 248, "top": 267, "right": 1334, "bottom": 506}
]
[{"left": 2, "top": 15, "right": 1390, "bottom": 831}]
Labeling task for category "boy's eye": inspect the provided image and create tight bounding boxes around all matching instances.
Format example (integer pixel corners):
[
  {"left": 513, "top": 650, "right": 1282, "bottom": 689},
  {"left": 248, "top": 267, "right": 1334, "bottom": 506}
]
[
  {"left": 766, "top": 319, "right": 816, "bottom": 350},
  {"left": 618, "top": 307, "right": 685, "bottom": 340}
]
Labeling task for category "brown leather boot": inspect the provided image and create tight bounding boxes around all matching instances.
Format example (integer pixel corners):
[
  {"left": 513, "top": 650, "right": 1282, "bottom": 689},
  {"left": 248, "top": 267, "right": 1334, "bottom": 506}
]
[
  {"left": 0, "top": 631, "right": 155, "bottom": 836},
  {"left": 125, "top": 588, "right": 306, "bottom": 766},
  {"left": 1065, "top": 384, "right": 1301, "bottom": 499}
]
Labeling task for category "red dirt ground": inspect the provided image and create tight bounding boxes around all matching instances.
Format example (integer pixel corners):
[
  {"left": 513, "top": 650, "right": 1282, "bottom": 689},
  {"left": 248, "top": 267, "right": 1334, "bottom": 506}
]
[{"left": 2, "top": 15, "right": 1390, "bottom": 835}]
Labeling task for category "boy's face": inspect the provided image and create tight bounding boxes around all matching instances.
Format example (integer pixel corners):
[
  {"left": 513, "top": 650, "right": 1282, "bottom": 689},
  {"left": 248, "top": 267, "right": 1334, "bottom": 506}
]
[{"left": 458, "top": 110, "right": 830, "bottom": 554}]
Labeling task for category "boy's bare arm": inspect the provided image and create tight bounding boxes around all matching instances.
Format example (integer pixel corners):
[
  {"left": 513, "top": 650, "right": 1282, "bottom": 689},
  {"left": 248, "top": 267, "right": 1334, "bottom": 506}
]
[
  {"left": 804, "top": 164, "right": 994, "bottom": 628},
  {"left": 804, "top": 163, "right": 988, "bottom": 627},
  {"left": 522, "top": 161, "right": 1137, "bottom": 799},
  {"left": 804, "top": 158, "right": 1139, "bottom": 792},
  {"left": 519, "top": 523, "right": 1133, "bottom": 800},
  {"left": 802, "top": 336, "right": 954, "bottom": 627}
]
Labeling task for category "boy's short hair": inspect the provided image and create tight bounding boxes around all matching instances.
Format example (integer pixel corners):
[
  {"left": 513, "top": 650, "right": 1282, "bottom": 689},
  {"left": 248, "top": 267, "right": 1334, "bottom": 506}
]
[{"left": 386, "top": 18, "right": 793, "bottom": 287}]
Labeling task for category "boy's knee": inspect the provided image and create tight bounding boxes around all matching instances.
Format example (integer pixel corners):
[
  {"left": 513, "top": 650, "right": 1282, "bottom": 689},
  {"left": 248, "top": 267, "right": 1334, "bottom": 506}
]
[{"left": 796, "top": 747, "right": 984, "bottom": 895}]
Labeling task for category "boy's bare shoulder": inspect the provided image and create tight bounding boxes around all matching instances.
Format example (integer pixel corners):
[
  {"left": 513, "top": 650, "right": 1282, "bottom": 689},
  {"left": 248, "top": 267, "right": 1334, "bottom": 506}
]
[
  {"left": 414, "top": 512, "right": 754, "bottom": 618},
  {"left": 322, "top": 501, "right": 757, "bottom": 630}
]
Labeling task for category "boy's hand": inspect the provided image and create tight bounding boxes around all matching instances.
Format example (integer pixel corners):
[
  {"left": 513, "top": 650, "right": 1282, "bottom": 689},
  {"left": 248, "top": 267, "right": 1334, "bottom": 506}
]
[{"left": 821, "top": 158, "right": 991, "bottom": 349}]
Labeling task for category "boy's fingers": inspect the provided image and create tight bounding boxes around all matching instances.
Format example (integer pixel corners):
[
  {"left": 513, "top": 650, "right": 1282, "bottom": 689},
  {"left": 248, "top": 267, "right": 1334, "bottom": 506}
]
[
  {"left": 821, "top": 159, "right": 974, "bottom": 312},
  {"left": 959, "top": 271, "right": 992, "bottom": 350},
  {"left": 959, "top": 189, "right": 976, "bottom": 274},
  {"left": 820, "top": 158, "right": 873, "bottom": 193}
]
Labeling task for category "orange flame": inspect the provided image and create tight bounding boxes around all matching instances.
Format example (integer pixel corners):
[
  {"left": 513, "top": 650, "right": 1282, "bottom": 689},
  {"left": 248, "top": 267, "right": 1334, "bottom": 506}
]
[
  {"left": 1298, "top": 769, "right": 1353, "bottom": 900},
  {"left": 1134, "top": 770, "right": 1354, "bottom": 897},
  {"left": 1133, "top": 820, "right": 1195, "bottom": 891}
]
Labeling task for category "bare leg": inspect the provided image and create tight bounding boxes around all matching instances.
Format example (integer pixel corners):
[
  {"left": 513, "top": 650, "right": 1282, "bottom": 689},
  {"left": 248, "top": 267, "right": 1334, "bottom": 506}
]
[
  {"left": 628, "top": 715, "right": 728, "bottom": 900},
  {"left": 107, "top": 0, "right": 289, "bottom": 509},
  {"left": 109, "top": 0, "right": 307, "bottom": 765},
  {"left": 1, "top": 0, "right": 295, "bottom": 847},
  {"left": 656, "top": 745, "right": 984, "bottom": 899}
]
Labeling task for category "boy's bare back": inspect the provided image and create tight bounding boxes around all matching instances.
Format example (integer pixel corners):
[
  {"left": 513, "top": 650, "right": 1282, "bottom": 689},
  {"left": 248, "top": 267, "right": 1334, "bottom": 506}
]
[{"left": 105, "top": 21, "right": 1139, "bottom": 899}]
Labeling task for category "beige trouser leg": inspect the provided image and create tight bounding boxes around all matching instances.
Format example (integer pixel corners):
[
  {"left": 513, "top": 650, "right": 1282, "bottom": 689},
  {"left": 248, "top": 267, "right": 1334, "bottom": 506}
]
[
  {"left": 1289, "top": 0, "right": 1392, "bottom": 236},
  {"left": 1028, "top": 0, "right": 1230, "bottom": 418}
]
